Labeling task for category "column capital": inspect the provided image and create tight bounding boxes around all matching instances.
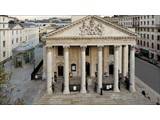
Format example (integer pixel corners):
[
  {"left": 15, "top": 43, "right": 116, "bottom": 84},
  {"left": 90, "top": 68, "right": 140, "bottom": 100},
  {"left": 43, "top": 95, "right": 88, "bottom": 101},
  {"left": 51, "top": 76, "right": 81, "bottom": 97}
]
[
  {"left": 114, "top": 45, "right": 120, "bottom": 51},
  {"left": 80, "top": 45, "right": 87, "bottom": 51},
  {"left": 97, "top": 45, "right": 104, "bottom": 48},
  {"left": 47, "top": 46, "right": 52, "bottom": 51},
  {"left": 80, "top": 45, "right": 87, "bottom": 48},
  {"left": 46, "top": 46, "right": 52, "bottom": 49},
  {"left": 63, "top": 45, "right": 70, "bottom": 48},
  {"left": 130, "top": 45, "right": 136, "bottom": 50}
]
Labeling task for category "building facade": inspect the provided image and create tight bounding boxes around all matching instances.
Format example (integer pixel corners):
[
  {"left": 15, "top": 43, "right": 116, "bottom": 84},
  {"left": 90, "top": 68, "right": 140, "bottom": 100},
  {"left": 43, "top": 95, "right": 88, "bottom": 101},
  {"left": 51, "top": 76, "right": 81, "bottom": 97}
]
[
  {"left": 113, "top": 15, "right": 160, "bottom": 62},
  {"left": 0, "top": 15, "right": 39, "bottom": 64},
  {"left": 43, "top": 16, "right": 137, "bottom": 94}
]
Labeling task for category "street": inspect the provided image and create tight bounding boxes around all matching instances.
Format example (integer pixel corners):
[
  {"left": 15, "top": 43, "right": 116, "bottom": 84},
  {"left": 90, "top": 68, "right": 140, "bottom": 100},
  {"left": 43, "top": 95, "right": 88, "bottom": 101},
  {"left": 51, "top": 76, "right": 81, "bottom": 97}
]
[{"left": 135, "top": 57, "right": 160, "bottom": 94}]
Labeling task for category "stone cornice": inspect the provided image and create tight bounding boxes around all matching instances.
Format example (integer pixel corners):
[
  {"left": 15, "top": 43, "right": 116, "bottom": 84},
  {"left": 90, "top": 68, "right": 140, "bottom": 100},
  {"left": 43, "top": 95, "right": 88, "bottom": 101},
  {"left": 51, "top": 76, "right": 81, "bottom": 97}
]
[
  {"left": 46, "top": 38, "right": 136, "bottom": 47},
  {"left": 46, "top": 36, "right": 136, "bottom": 40}
]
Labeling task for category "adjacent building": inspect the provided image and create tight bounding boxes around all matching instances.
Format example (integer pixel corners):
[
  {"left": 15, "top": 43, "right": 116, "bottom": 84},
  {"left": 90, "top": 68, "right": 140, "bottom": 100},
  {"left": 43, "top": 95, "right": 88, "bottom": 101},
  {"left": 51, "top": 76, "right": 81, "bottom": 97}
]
[
  {"left": 0, "top": 15, "right": 39, "bottom": 64},
  {"left": 112, "top": 15, "right": 160, "bottom": 62}
]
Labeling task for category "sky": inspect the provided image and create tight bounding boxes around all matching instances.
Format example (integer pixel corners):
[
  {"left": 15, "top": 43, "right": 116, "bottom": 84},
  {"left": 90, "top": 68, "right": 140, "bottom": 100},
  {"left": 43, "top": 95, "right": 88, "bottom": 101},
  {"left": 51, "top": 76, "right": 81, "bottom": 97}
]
[{"left": 11, "top": 15, "right": 71, "bottom": 20}]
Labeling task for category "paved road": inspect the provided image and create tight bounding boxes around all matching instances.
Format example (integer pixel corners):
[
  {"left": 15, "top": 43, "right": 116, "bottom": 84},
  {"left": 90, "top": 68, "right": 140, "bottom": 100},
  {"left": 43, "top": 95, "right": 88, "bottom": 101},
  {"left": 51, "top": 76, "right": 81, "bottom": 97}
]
[{"left": 135, "top": 57, "right": 160, "bottom": 94}]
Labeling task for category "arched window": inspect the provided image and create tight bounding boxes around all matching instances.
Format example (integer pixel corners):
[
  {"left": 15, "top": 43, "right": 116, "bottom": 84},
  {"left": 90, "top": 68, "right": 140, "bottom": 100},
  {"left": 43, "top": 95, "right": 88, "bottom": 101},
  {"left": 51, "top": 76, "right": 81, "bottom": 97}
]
[{"left": 71, "top": 63, "right": 76, "bottom": 71}]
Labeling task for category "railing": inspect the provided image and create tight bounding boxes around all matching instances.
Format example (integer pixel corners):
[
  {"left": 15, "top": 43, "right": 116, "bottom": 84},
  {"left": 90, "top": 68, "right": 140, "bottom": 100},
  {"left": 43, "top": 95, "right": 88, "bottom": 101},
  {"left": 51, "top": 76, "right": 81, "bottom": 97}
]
[{"left": 31, "top": 60, "right": 43, "bottom": 80}]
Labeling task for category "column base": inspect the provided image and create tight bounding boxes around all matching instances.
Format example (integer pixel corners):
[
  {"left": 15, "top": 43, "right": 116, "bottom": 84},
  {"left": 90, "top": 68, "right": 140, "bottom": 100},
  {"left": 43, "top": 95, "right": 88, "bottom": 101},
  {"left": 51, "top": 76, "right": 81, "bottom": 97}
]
[
  {"left": 80, "top": 89, "right": 87, "bottom": 94},
  {"left": 47, "top": 89, "right": 53, "bottom": 95},
  {"left": 63, "top": 89, "right": 70, "bottom": 94},
  {"left": 129, "top": 86, "right": 136, "bottom": 93},
  {"left": 42, "top": 73, "right": 46, "bottom": 80},
  {"left": 97, "top": 87, "right": 101, "bottom": 93},
  {"left": 113, "top": 88, "right": 120, "bottom": 92}
]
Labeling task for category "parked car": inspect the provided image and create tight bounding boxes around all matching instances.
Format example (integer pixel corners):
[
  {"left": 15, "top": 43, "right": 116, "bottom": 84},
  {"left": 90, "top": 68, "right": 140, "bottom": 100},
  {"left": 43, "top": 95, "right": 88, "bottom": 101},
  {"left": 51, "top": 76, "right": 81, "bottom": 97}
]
[{"left": 148, "top": 59, "right": 158, "bottom": 65}]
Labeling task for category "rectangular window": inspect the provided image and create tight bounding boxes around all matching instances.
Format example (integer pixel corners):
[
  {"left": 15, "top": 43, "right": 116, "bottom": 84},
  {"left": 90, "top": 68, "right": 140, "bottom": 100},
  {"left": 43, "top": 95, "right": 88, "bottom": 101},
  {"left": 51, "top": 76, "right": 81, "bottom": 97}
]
[
  {"left": 86, "top": 47, "right": 90, "bottom": 56},
  {"left": 147, "top": 34, "right": 149, "bottom": 39},
  {"left": 3, "top": 41, "right": 5, "bottom": 47},
  {"left": 157, "top": 35, "right": 160, "bottom": 40},
  {"left": 109, "top": 46, "right": 114, "bottom": 55},
  {"left": 157, "top": 44, "right": 160, "bottom": 50},
  {"left": 152, "top": 21, "right": 154, "bottom": 25},
  {"left": 58, "top": 46, "right": 63, "bottom": 56},
  {"left": 152, "top": 35, "right": 154, "bottom": 40},
  {"left": 144, "top": 34, "right": 146, "bottom": 38},
  {"left": 16, "top": 38, "right": 18, "bottom": 43},
  {"left": 3, "top": 51, "right": 6, "bottom": 57},
  {"left": 158, "top": 29, "right": 160, "bottom": 32},
  {"left": 12, "top": 39, "right": 14, "bottom": 44}
]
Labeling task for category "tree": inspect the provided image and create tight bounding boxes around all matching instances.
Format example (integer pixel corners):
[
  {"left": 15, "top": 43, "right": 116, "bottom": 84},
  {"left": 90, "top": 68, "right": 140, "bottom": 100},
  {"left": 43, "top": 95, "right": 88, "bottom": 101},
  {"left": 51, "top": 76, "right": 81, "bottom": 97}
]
[{"left": 0, "top": 63, "right": 10, "bottom": 104}]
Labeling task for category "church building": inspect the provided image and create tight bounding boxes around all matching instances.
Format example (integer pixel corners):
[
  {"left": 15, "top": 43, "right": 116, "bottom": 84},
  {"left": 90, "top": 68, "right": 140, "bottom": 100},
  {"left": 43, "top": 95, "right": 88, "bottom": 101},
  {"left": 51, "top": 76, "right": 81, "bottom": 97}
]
[{"left": 42, "top": 16, "right": 137, "bottom": 95}]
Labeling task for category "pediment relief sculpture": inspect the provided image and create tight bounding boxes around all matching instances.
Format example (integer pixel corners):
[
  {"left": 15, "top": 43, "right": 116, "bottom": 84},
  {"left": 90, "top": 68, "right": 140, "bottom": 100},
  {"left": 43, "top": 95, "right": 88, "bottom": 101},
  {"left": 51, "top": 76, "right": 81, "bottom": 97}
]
[{"left": 79, "top": 18, "right": 104, "bottom": 36}]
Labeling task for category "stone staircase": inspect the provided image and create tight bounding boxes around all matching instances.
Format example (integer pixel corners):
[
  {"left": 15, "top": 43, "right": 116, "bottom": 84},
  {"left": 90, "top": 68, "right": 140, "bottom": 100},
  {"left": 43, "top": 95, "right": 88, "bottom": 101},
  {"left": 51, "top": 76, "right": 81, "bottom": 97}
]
[
  {"left": 35, "top": 78, "right": 155, "bottom": 105},
  {"left": 35, "top": 89, "right": 154, "bottom": 105}
]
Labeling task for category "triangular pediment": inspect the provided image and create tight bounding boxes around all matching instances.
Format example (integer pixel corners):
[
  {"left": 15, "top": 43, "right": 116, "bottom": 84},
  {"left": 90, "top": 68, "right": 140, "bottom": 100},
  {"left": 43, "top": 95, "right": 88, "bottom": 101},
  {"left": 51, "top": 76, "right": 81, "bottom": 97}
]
[{"left": 46, "top": 16, "right": 137, "bottom": 38}]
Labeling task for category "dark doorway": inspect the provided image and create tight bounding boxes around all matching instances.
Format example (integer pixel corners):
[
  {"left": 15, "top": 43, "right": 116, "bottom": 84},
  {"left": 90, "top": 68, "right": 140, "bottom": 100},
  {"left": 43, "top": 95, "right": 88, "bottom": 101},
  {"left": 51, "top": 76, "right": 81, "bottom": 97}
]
[
  {"left": 58, "top": 65, "right": 63, "bottom": 77},
  {"left": 109, "top": 64, "right": 114, "bottom": 75},
  {"left": 86, "top": 62, "right": 90, "bottom": 76}
]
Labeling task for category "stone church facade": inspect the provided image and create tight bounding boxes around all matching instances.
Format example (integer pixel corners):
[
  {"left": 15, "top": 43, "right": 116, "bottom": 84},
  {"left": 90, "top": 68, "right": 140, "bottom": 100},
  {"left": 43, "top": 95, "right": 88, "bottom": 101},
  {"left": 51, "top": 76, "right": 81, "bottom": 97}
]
[{"left": 42, "top": 16, "right": 137, "bottom": 94}]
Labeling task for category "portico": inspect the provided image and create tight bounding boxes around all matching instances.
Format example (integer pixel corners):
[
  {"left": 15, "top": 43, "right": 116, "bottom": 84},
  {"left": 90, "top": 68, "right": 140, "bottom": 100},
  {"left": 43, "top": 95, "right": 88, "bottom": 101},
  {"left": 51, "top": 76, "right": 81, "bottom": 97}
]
[{"left": 42, "top": 16, "right": 137, "bottom": 95}]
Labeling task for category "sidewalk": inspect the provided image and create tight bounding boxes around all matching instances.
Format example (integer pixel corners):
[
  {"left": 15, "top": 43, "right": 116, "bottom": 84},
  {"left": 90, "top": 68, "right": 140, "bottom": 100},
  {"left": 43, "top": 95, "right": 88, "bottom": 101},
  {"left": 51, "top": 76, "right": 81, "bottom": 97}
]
[{"left": 4, "top": 61, "right": 46, "bottom": 104}]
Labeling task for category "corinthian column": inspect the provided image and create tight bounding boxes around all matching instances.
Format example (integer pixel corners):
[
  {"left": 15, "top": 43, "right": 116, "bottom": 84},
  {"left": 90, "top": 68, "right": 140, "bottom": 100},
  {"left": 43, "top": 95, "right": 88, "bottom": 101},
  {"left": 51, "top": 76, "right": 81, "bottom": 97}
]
[
  {"left": 129, "top": 45, "right": 136, "bottom": 92},
  {"left": 114, "top": 45, "right": 120, "bottom": 92},
  {"left": 80, "top": 46, "right": 87, "bottom": 93},
  {"left": 47, "top": 47, "right": 53, "bottom": 94},
  {"left": 97, "top": 45, "right": 103, "bottom": 93},
  {"left": 63, "top": 45, "right": 70, "bottom": 94}
]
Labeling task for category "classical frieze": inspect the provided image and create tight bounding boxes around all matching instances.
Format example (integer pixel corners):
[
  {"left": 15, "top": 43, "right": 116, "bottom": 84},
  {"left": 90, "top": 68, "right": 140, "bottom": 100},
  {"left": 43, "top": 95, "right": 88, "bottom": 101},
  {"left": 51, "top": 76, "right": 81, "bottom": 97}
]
[{"left": 46, "top": 38, "right": 136, "bottom": 47}]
